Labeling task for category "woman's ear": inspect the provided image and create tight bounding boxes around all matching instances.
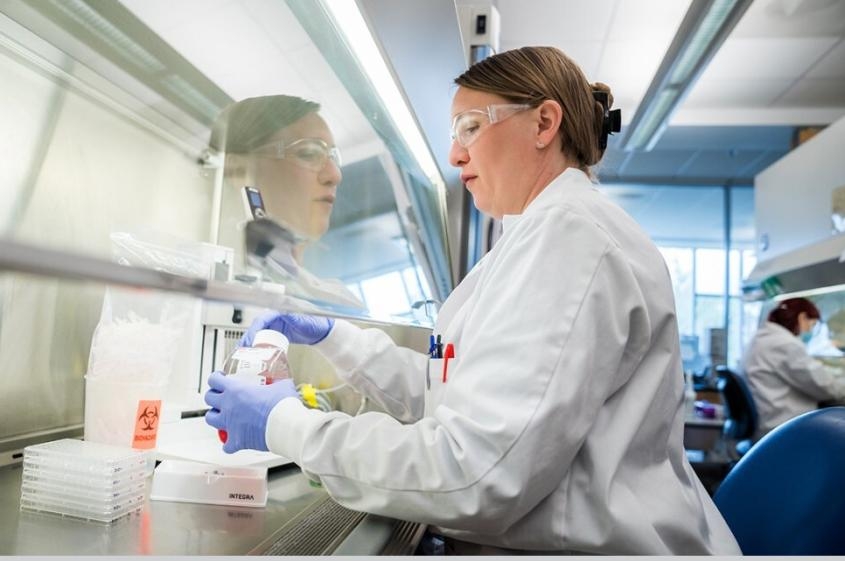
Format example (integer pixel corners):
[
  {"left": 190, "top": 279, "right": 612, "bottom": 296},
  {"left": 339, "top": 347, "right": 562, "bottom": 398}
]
[{"left": 536, "top": 99, "right": 563, "bottom": 148}]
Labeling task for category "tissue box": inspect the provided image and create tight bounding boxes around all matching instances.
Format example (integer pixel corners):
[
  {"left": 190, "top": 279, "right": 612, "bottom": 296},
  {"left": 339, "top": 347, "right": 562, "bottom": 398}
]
[{"left": 150, "top": 460, "right": 268, "bottom": 508}]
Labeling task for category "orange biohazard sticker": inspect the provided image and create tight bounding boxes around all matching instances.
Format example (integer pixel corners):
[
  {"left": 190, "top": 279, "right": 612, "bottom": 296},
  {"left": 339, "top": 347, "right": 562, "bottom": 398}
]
[{"left": 132, "top": 399, "right": 161, "bottom": 449}]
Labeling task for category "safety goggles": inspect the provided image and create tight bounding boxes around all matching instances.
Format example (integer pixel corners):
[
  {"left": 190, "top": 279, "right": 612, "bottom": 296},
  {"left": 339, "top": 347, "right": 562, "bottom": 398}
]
[
  {"left": 450, "top": 103, "right": 532, "bottom": 148},
  {"left": 253, "top": 138, "right": 342, "bottom": 171}
]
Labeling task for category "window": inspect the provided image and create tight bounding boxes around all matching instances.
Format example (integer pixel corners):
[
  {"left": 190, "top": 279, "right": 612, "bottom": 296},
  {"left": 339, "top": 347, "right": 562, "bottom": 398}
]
[
  {"left": 347, "top": 265, "right": 431, "bottom": 322},
  {"left": 604, "top": 184, "right": 759, "bottom": 374}
]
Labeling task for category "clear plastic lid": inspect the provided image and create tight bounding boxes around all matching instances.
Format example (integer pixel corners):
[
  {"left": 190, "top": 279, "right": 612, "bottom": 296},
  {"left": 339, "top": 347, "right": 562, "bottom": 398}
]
[
  {"left": 253, "top": 329, "right": 289, "bottom": 351},
  {"left": 23, "top": 439, "right": 149, "bottom": 476},
  {"left": 22, "top": 462, "right": 147, "bottom": 489}
]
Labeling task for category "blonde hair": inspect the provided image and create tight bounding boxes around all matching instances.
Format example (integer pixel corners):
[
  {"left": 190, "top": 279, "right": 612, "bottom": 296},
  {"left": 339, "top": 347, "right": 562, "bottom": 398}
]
[{"left": 454, "top": 46, "right": 613, "bottom": 175}]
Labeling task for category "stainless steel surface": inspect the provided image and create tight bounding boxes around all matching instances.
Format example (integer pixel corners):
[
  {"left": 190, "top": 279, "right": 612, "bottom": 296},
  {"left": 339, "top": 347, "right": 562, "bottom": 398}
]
[
  {"left": 0, "top": 0, "right": 230, "bottom": 151},
  {"left": 335, "top": 514, "right": 426, "bottom": 556},
  {"left": 0, "top": 425, "right": 83, "bottom": 467},
  {"left": 0, "top": 463, "right": 396, "bottom": 555},
  {"left": 253, "top": 494, "right": 365, "bottom": 555}
]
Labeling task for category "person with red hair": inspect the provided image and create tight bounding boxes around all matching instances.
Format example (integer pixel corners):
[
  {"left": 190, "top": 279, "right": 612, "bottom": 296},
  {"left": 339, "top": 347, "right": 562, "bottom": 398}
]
[{"left": 742, "top": 297, "right": 845, "bottom": 438}]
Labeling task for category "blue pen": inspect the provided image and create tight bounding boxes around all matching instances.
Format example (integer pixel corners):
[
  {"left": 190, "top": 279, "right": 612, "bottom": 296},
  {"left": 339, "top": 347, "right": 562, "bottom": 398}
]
[{"left": 429, "top": 334, "right": 436, "bottom": 358}]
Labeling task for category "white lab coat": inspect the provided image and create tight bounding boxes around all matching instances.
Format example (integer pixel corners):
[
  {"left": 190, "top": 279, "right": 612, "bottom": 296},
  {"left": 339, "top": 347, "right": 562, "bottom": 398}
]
[
  {"left": 265, "top": 168, "right": 739, "bottom": 554},
  {"left": 742, "top": 321, "right": 845, "bottom": 438}
]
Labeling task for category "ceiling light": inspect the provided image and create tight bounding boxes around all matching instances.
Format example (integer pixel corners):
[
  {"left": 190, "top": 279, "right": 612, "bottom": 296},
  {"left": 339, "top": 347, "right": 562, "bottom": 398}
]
[
  {"left": 620, "top": 0, "right": 752, "bottom": 151},
  {"left": 320, "top": 0, "right": 444, "bottom": 192},
  {"left": 47, "top": 0, "right": 165, "bottom": 74}
]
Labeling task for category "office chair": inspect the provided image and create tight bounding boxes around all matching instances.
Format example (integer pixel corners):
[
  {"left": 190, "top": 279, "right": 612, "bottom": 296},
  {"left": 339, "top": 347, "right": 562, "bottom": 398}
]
[
  {"left": 715, "top": 366, "right": 757, "bottom": 458},
  {"left": 713, "top": 407, "right": 845, "bottom": 555}
]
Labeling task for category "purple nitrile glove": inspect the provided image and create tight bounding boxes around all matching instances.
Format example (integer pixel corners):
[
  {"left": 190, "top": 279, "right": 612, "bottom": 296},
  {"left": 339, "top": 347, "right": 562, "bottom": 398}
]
[
  {"left": 239, "top": 311, "right": 334, "bottom": 347},
  {"left": 204, "top": 371, "right": 299, "bottom": 453}
]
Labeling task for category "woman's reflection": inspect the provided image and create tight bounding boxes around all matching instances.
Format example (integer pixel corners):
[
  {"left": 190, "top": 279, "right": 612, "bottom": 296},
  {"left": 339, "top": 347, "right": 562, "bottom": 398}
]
[
  {"left": 210, "top": 95, "right": 362, "bottom": 309},
  {"left": 210, "top": 95, "right": 342, "bottom": 264}
]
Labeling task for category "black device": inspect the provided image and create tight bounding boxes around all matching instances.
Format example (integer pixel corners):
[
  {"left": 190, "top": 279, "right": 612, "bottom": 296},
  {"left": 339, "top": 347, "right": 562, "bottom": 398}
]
[
  {"left": 593, "top": 91, "right": 622, "bottom": 150},
  {"left": 242, "top": 185, "right": 266, "bottom": 219}
]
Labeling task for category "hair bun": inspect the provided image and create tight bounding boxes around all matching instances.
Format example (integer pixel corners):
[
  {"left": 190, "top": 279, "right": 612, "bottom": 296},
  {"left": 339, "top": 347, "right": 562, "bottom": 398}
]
[{"left": 592, "top": 82, "right": 614, "bottom": 108}]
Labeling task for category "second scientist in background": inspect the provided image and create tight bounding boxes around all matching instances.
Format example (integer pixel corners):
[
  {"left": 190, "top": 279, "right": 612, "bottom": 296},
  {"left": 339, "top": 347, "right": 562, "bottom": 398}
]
[{"left": 742, "top": 297, "right": 845, "bottom": 439}]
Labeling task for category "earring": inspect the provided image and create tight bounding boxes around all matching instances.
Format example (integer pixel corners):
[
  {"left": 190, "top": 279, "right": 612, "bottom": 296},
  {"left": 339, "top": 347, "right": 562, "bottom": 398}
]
[{"left": 536, "top": 142, "right": 545, "bottom": 149}]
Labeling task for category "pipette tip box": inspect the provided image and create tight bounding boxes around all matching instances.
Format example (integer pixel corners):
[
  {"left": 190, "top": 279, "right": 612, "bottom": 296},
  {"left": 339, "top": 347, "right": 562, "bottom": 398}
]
[{"left": 150, "top": 459, "right": 268, "bottom": 508}]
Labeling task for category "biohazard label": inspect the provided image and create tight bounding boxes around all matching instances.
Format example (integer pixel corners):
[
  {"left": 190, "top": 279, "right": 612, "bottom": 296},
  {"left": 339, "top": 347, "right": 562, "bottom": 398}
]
[{"left": 132, "top": 399, "right": 161, "bottom": 449}]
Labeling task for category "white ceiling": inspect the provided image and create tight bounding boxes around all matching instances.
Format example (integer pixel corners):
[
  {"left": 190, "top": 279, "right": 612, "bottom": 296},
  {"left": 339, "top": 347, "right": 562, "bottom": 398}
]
[
  {"left": 495, "top": 0, "right": 845, "bottom": 127},
  {"left": 496, "top": 0, "right": 692, "bottom": 126}
]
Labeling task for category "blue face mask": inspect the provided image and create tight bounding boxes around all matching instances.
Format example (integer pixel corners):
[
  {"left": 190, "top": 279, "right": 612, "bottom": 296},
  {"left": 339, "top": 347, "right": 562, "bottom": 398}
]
[{"left": 800, "top": 331, "right": 813, "bottom": 344}]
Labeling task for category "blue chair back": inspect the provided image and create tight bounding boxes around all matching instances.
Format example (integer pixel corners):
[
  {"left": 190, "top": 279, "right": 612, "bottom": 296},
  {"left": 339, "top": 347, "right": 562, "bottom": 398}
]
[
  {"left": 713, "top": 407, "right": 845, "bottom": 554},
  {"left": 715, "top": 366, "right": 757, "bottom": 441}
]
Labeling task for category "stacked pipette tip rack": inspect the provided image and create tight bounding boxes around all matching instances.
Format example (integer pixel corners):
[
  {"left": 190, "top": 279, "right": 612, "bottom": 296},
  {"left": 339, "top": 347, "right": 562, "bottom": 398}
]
[{"left": 20, "top": 439, "right": 150, "bottom": 523}]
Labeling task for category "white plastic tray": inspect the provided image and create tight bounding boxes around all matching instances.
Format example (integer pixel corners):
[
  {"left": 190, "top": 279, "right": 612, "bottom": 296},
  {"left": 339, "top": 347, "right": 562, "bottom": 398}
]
[{"left": 150, "top": 459, "right": 268, "bottom": 508}]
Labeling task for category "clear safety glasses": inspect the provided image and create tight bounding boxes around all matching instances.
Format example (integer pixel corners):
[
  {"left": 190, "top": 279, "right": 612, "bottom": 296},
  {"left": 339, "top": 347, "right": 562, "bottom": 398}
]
[
  {"left": 253, "top": 138, "right": 342, "bottom": 171},
  {"left": 450, "top": 103, "right": 532, "bottom": 148}
]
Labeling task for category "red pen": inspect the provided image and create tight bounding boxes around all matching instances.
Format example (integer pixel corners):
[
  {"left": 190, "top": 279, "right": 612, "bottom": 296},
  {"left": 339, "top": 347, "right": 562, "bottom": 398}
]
[{"left": 442, "top": 343, "right": 455, "bottom": 382}]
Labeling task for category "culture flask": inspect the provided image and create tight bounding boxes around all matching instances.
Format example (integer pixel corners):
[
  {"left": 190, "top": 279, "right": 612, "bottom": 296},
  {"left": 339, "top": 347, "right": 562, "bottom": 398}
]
[{"left": 217, "top": 329, "right": 291, "bottom": 444}]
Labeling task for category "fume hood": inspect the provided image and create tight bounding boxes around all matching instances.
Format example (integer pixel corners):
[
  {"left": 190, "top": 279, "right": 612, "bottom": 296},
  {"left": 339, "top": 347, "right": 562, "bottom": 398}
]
[
  {"left": 743, "top": 115, "right": 845, "bottom": 301},
  {"left": 743, "top": 234, "right": 845, "bottom": 300}
]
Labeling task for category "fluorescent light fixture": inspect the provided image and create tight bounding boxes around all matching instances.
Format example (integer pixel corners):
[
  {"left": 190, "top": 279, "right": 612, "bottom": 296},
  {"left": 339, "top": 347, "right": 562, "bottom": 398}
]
[
  {"left": 47, "top": 0, "right": 165, "bottom": 74},
  {"left": 623, "top": 89, "right": 677, "bottom": 152},
  {"left": 320, "top": 0, "right": 444, "bottom": 190},
  {"left": 620, "top": 0, "right": 752, "bottom": 151}
]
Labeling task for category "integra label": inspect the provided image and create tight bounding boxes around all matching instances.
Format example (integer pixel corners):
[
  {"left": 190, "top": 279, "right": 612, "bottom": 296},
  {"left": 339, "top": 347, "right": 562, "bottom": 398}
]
[{"left": 229, "top": 493, "right": 255, "bottom": 501}]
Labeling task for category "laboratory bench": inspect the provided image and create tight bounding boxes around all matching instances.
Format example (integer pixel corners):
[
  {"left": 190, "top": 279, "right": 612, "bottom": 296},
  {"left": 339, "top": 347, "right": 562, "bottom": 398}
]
[{"left": 0, "top": 462, "right": 423, "bottom": 555}]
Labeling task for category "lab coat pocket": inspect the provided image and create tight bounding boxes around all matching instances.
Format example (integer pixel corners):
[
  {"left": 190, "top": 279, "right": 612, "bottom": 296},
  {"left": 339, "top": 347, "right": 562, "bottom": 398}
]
[{"left": 424, "top": 358, "right": 458, "bottom": 417}]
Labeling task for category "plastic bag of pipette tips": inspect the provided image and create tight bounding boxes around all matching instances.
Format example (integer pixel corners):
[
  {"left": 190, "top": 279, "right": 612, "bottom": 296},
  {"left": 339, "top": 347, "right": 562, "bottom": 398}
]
[{"left": 84, "top": 232, "right": 204, "bottom": 451}]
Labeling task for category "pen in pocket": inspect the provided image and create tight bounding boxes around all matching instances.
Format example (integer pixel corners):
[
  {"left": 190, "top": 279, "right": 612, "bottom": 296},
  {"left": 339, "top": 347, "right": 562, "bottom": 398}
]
[{"left": 442, "top": 343, "right": 455, "bottom": 382}]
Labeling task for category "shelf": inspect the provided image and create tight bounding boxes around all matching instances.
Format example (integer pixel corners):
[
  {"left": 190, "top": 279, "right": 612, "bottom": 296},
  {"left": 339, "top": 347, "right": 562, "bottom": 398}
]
[{"left": 0, "top": 238, "right": 406, "bottom": 326}]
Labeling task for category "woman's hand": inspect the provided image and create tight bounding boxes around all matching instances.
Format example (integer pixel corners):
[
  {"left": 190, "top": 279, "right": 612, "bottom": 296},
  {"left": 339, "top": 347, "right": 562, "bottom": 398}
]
[
  {"left": 240, "top": 311, "right": 335, "bottom": 346},
  {"left": 204, "top": 371, "right": 299, "bottom": 453}
]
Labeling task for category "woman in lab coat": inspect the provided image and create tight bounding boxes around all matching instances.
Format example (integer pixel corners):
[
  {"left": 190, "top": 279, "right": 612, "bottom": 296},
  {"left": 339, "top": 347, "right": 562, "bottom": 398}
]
[
  {"left": 742, "top": 297, "right": 845, "bottom": 439},
  {"left": 205, "top": 47, "right": 740, "bottom": 554}
]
